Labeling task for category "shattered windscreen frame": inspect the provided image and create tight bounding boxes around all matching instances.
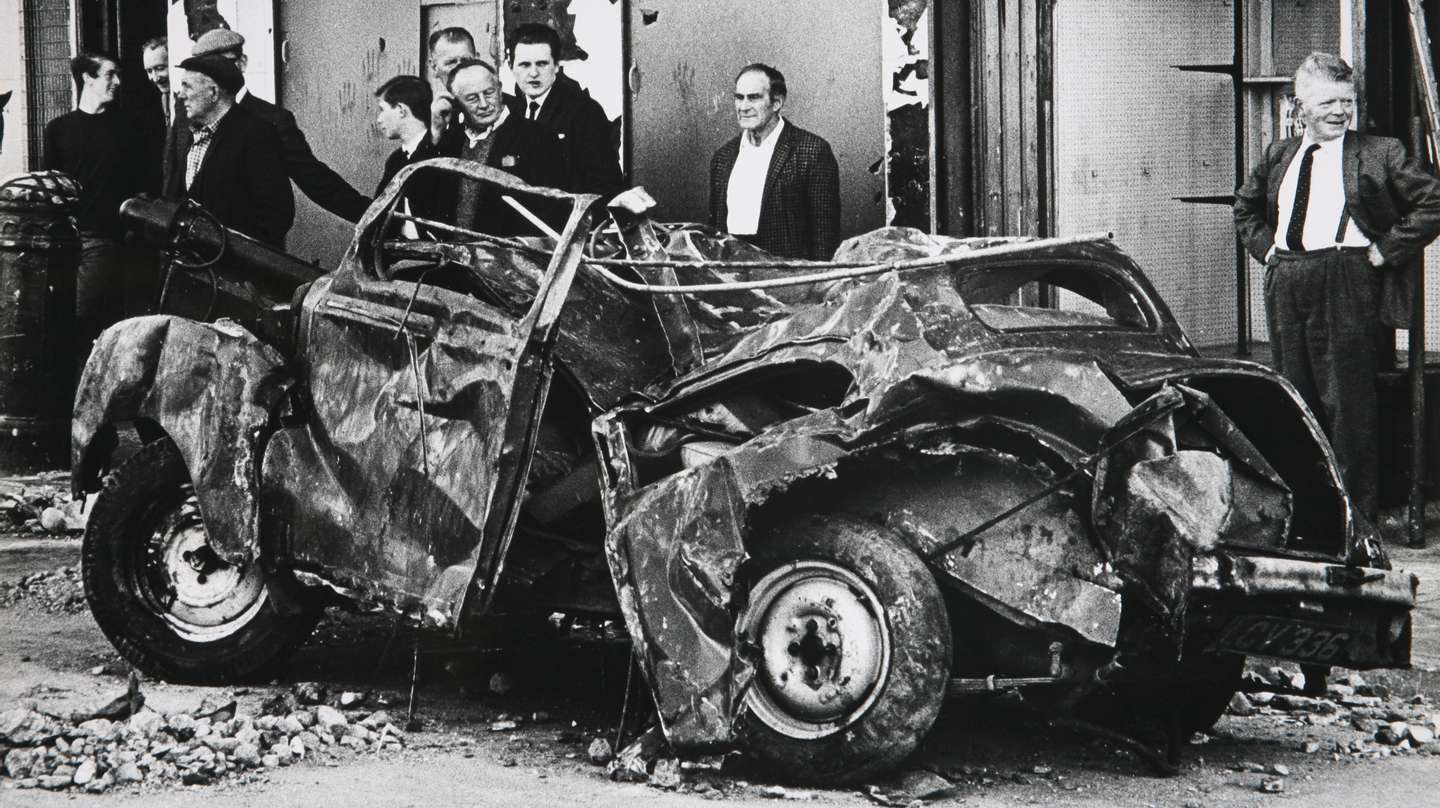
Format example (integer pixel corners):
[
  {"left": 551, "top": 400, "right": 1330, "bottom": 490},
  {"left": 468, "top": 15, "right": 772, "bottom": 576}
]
[{"left": 955, "top": 258, "right": 1162, "bottom": 334}]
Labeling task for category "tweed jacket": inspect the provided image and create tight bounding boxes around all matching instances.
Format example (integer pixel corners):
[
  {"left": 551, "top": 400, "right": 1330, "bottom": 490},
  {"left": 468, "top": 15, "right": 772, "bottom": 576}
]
[
  {"left": 709, "top": 121, "right": 841, "bottom": 261},
  {"left": 505, "top": 74, "right": 623, "bottom": 197},
  {"left": 1235, "top": 131, "right": 1440, "bottom": 267},
  {"left": 168, "top": 103, "right": 294, "bottom": 248}
]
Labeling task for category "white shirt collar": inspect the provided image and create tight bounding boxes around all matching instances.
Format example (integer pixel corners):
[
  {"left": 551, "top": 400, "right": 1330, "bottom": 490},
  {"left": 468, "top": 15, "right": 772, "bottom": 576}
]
[
  {"left": 236, "top": 86, "right": 249, "bottom": 103},
  {"left": 1301, "top": 131, "right": 1344, "bottom": 152},
  {"left": 524, "top": 88, "right": 551, "bottom": 116},
  {"left": 401, "top": 129, "right": 426, "bottom": 157},
  {"left": 465, "top": 105, "right": 510, "bottom": 146},
  {"left": 741, "top": 116, "right": 785, "bottom": 151}
]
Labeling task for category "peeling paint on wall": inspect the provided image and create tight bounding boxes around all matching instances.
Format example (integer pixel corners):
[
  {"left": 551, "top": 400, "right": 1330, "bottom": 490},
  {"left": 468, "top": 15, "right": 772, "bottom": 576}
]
[{"left": 883, "top": 2, "right": 930, "bottom": 230}]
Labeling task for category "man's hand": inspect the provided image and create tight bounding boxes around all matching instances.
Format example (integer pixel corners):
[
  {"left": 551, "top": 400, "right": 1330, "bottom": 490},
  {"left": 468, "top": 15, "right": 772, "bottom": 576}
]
[
  {"left": 1367, "top": 243, "right": 1386, "bottom": 267},
  {"left": 430, "top": 95, "right": 456, "bottom": 144}
]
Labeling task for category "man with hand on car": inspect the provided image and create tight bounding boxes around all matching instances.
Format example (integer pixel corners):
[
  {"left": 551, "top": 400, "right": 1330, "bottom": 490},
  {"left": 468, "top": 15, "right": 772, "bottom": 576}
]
[
  {"left": 187, "top": 28, "right": 370, "bottom": 224},
  {"left": 169, "top": 54, "right": 293, "bottom": 248}
]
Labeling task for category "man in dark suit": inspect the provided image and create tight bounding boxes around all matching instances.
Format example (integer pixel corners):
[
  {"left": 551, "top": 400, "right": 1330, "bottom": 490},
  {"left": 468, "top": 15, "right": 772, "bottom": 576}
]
[
  {"left": 503, "top": 23, "right": 623, "bottom": 198},
  {"left": 1235, "top": 52, "right": 1440, "bottom": 521},
  {"left": 373, "top": 75, "right": 440, "bottom": 236},
  {"left": 709, "top": 63, "right": 840, "bottom": 261},
  {"left": 187, "top": 28, "right": 370, "bottom": 224},
  {"left": 140, "top": 37, "right": 173, "bottom": 194},
  {"left": 168, "top": 55, "right": 293, "bottom": 247},
  {"left": 431, "top": 58, "right": 564, "bottom": 236}
]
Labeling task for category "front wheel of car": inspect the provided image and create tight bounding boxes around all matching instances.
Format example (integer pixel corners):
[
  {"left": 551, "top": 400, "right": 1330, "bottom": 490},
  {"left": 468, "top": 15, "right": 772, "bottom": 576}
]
[
  {"left": 82, "top": 438, "right": 320, "bottom": 683},
  {"left": 737, "top": 515, "right": 951, "bottom": 785}
]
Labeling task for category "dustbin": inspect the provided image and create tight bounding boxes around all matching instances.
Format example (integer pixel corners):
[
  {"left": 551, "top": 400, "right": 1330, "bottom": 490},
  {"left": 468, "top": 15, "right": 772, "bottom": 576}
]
[{"left": 0, "top": 171, "right": 81, "bottom": 472}]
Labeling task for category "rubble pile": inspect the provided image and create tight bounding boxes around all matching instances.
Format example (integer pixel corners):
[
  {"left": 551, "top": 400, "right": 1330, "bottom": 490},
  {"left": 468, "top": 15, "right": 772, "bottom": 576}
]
[
  {"left": 0, "top": 683, "right": 407, "bottom": 792},
  {"left": 1225, "top": 667, "right": 1439, "bottom": 762},
  {"left": 0, "top": 475, "right": 85, "bottom": 534},
  {"left": 0, "top": 566, "right": 86, "bottom": 613}
]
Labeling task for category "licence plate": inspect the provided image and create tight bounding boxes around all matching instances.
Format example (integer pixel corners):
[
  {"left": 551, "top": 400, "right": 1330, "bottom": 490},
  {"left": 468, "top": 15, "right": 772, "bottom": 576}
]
[{"left": 1217, "top": 615, "right": 1352, "bottom": 663}]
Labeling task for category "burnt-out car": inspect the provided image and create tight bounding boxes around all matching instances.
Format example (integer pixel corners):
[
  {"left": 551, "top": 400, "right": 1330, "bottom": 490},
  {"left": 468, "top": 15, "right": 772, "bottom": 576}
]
[{"left": 73, "top": 160, "right": 1416, "bottom": 784}]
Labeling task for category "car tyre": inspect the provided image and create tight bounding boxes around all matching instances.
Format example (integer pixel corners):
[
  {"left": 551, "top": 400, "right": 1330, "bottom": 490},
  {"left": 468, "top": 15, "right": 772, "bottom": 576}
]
[
  {"left": 82, "top": 438, "right": 319, "bottom": 683},
  {"left": 737, "top": 515, "right": 951, "bottom": 785}
]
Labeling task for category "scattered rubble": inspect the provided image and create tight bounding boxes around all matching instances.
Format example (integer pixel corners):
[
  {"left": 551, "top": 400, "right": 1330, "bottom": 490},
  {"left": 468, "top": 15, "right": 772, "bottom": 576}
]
[
  {"left": 586, "top": 737, "right": 613, "bottom": 765},
  {"left": 1226, "top": 666, "right": 1438, "bottom": 761},
  {"left": 0, "top": 681, "right": 406, "bottom": 792},
  {"left": 1, "top": 475, "right": 85, "bottom": 534},
  {"left": 864, "top": 769, "right": 959, "bottom": 806},
  {"left": 0, "top": 566, "right": 86, "bottom": 614}
]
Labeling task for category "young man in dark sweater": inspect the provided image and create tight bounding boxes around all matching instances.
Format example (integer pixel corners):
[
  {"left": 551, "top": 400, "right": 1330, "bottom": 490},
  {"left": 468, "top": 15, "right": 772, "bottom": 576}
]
[{"left": 43, "top": 52, "right": 150, "bottom": 366}]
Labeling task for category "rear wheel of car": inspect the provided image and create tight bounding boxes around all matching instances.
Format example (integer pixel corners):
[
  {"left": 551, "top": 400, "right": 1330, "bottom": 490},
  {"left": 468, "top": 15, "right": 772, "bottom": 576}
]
[
  {"left": 82, "top": 439, "right": 320, "bottom": 683},
  {"left": 737, "top": 516, "right": 951, "bottom": 785}
]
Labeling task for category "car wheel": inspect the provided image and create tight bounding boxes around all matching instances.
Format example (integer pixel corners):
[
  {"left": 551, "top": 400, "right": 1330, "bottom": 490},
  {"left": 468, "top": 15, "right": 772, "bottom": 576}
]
[
  {"left": 82, "top": 438, "right": 319, "bottom": 683},
  {"left": 737, "top": 515, "right": 951, "bottom": 785}
]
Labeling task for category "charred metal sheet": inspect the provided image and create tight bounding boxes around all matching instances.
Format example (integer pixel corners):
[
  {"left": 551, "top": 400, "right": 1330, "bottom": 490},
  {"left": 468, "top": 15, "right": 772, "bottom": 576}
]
[
  {"left": 600, "top": 237, "right": 1228, "bottom": 746},
  {"left": 1192, "top": 555, "right": 1417, "bottom": 608},
  {"left": 1091, "top": 385, "right": 1293, "bottom": 640},
  {"left": 72, "top": 315, "right": 289, "bottom": 564},
  {"left": 861, "top": 449, "right": 1122, "bottom": 646},
  {"left": 260, "top": 274, "right": 524, "bottom": 628},
  {"left": 382, "top": 239, "right": 674, "bottom": 409}
]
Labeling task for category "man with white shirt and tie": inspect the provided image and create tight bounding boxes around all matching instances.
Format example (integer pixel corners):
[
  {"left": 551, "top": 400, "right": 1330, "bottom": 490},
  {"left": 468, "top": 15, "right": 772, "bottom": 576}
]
[
  {"left": 1235, "top": 51, "right": 1440, "bottom": 521},
  {"left": 503, "top": 23, "right": 623, "bottom": 197},
  {"left": 709, "top": 63, "right": 840, "bottom": 260}
]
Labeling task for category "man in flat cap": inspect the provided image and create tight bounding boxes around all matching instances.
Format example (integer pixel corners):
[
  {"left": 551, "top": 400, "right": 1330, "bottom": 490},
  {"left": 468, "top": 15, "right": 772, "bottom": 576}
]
[
  {"left": 188, "top": 28, "right": 370, "bottom": 223},
  {"left": 169, "top": 54, "right": 293, "bottom": 247}
]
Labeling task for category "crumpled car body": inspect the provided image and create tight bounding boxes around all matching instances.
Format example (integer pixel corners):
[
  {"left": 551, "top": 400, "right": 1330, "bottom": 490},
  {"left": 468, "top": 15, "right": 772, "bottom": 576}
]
[{"left": 73, "top": 161, "right": 1416, "bottom": 760}]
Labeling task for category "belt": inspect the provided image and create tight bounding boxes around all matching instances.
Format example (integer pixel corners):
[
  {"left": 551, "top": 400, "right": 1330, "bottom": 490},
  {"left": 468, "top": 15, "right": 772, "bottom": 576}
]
[{"left": 1273, "top": 245, "right": 1369, "bottom": 258}]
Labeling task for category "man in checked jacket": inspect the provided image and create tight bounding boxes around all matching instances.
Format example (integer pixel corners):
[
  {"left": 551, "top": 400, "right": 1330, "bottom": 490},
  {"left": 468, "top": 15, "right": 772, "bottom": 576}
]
[{"left": 709, "top": 63, "right": 841, "bottom": 260}]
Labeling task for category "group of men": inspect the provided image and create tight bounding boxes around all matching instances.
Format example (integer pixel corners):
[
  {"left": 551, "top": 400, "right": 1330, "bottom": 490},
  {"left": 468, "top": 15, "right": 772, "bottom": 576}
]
[{"left": 45, "top": 22, "right": 843, "bottom": 357}]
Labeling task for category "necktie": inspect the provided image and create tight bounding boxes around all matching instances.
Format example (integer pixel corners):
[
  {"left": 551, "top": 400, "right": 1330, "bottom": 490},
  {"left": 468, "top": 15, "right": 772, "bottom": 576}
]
[
  {"left": 528, "top": 101, "right": 539, "bottom": 121},
  {"left": 1286, "top": 144, "right": 1321, "bottom": 251}
]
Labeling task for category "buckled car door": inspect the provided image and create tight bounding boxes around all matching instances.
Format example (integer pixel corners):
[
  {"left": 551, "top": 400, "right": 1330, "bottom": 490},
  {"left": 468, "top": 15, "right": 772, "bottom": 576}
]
[{"left": 262, "top": 184, "right": 598, "bottom": 628}]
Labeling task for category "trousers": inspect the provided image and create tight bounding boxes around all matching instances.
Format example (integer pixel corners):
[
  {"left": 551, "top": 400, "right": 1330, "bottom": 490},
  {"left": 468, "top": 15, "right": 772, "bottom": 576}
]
[{"left": 1264, "top": 247, "right": 1380, "bottom": 520}]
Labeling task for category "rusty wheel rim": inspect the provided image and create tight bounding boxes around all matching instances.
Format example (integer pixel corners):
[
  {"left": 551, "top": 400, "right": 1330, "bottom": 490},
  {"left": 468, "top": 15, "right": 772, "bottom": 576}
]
[{"left": 739, "top": 560, "right": 891, "bottom": 739}]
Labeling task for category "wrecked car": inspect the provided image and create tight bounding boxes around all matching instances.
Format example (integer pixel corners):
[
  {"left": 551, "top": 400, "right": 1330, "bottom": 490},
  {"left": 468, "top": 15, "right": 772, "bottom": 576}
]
[{"left": 73, "top": 160, "right": 1416, "bottom": 783}]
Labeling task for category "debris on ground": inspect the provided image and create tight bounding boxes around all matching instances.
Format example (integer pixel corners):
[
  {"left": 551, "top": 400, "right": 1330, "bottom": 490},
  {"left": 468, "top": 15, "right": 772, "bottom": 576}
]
[
  {"left": 1, "top": 475, "right": 85, "bottom": 534},
  {"left": 648, "top": 757, "right": 682, "bottom": 790},
  {"left": 1225, "top": 666, "right": 1439, "bottom": 761},
  {"left": 606, "top": 726, "right": 665, "bottom": 783},
  {"left": 0, "top": 566, "right": 86, "bottom": 614},
  {"left": 586, "top": 737, "right": 613, "bottom": 765},
  {"left": 864, "top": 769, "right": 959, "bottom": 806},
  {"left": 0, "top": 680, "right": 406, "bottom": 792}
]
